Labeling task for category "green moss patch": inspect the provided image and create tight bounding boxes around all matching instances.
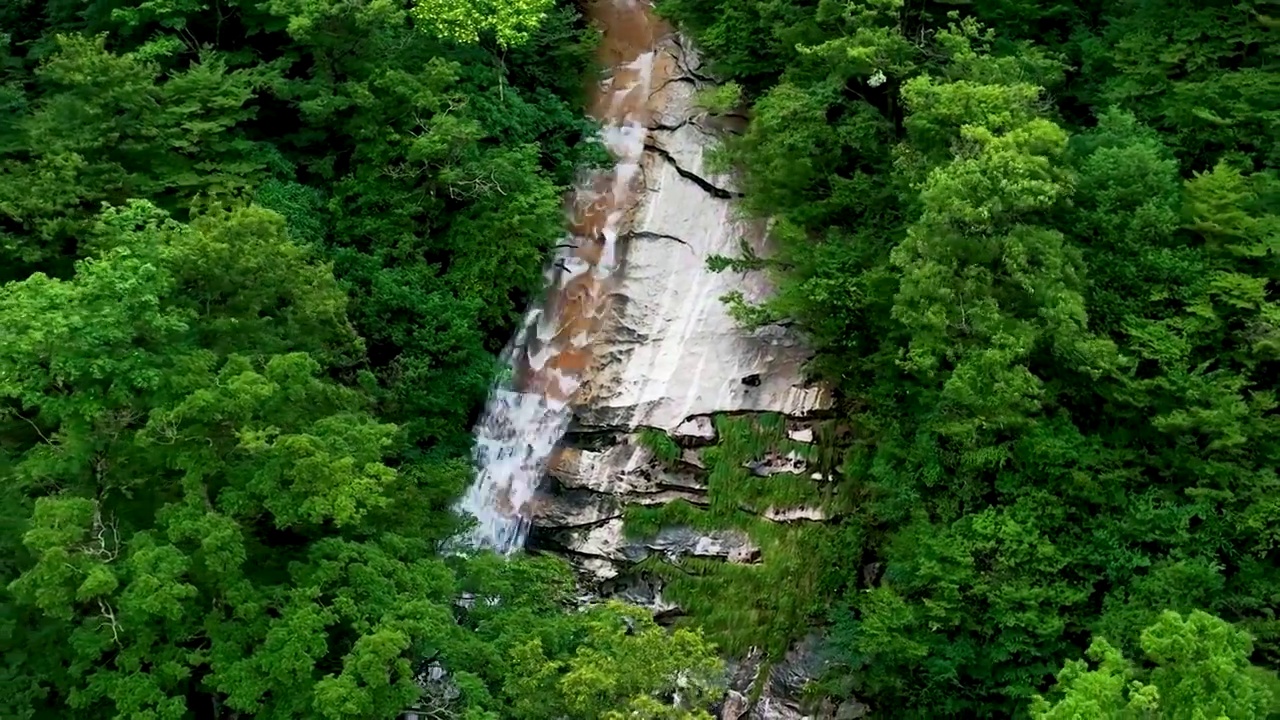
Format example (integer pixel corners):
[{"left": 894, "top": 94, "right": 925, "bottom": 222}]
[
  {"left": 623, "top": 414, "right": 860, "bottom": 655},
  {"left": 637, "top": 426, "right": 682, "bottom": 465}
]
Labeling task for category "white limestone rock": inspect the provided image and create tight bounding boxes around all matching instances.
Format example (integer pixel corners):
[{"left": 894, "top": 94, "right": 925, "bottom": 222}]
[
  {"left": 648, "top": 47, "right": 702, "bottom": 130},
  {"left": 762, "top": 506, "right": 828, "bottom": 523},
  {"left": 745, "top": 451, "right": 809, "bottom": 477},
  {"left": 574, "top": 556, "right": 621, "bottom": 582},
  {"left": 748, "top": 699, "right": 808, "bottom": 720},
  {"left": 573, "top": 36, "right": 830, "bottom": 434},
  {"left": 673, "top": 415, "right": 717, "bottom": 443},
  {"left": 787, "top": 426, "right": 815, "bottom": 444},
  {"left": 557, "top": 518, "right": 628, "bottom": 560},
  {"left": 551, "top": 444, "right": 661, "bottom": 495},
  {"left": 550, "top": 441, "right": 707, "bottom": 497},
  {"left": 550, "top": 520, "right": 760, "bottom": 569},
  {"left": 646, "top": 121, "right": 742, "bottom": 194},
  {"left": 623, "top": 526, "right": 760, "bottom": 564}
]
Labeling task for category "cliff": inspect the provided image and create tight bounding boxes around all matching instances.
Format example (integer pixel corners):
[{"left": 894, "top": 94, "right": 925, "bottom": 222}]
[{"left": 522, "top": 19, "right": 844, "bottom": 720}]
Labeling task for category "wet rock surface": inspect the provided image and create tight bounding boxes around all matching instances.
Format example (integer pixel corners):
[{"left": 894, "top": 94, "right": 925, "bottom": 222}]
[
  {"left": 519, "top": 22, "right": 842, "bottom": 720},
  {"left": 530, "top": 33, "right": 831, "bottom": 575},
  {"left": 527, "top": 488, "right": 622, "bottom": 528},
  {"left": 571, "top": 37, "right": 830, "bottom": 434}
]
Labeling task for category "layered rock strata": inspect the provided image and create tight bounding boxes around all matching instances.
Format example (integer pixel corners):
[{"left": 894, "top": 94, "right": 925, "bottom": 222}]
[
  {"left": 525, "top": 25, "right": 830, "bottom": 586},
  {"left": 457, "top": 1, "right": 839, "bottom": 716},
  {"left": 521, "top": 17, "right": 836, "bottom": 719}
]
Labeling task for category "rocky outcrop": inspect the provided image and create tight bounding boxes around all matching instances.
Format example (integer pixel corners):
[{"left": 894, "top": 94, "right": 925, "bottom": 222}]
[
  {"left": 712, "top": 636, "right": 870, "bottom": 720},
  {"left": 674, "top": 415, "right": 717, "bottom": 443},
  {"left": 524, "top": 21, "right": 841, "bottom": 720},
  {"left": 761, "top": 506, "right": 828, "bottom": 523},
  {"left": 530, "top": 33, "right": 830, "bottom": 561},
  {"left": 550, "top": 442, "right": 707, "bottom": 496},
  {"left": 532, "top": 427, "right": 839, "bottom": 582},
  {"left": 571, "top": 40, "right": 830, "bottom": 433}
]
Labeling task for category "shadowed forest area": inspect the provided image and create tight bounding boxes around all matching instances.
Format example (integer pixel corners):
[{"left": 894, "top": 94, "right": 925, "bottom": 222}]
[
  {"left": 0, "top": 1, "right": 724, "bottom": 717},
  {"left": 669, "top": 0, "right": 1280, "bottom": 716},
  {"left": 0, "top": 0, "right": 1278, "bottom": 718}
]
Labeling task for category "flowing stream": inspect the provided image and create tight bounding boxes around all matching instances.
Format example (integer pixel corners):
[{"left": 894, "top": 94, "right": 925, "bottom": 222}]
[{"left": 455, "top": 0, "right": 667, "bottom": 553}]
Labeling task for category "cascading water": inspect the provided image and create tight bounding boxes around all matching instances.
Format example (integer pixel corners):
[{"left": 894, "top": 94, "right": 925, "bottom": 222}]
[{"left": 455, "top": 0, "right": 666, "bottom": 553}]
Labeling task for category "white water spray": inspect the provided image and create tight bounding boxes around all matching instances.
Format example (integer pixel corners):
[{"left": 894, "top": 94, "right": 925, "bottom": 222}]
[{"left": 455, "top": 4, "right": 664, "bottom": 553}]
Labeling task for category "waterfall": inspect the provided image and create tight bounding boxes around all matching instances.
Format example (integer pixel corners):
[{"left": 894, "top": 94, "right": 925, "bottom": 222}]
[{"left": 455, "top": 0, "right": 664, "bottom": 553}]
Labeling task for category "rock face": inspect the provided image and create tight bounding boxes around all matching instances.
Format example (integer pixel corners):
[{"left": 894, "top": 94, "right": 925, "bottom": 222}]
[
  {"left": 520, "top": 9, "right": 839, "bottom": 720},
  {"left": 712, "top": 637, "right": 866, "bottom": 720},
  {"left": 572, "top": 39, "right": 830, "bottom": 433},
  {"left": 529, "top": 32, "right": 829, "bottom": 577}
]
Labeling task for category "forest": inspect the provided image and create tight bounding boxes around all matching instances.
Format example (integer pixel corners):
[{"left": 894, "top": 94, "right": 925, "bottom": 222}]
[{"left": 0, "top": 0, "right": 1278, "bottom": 718}]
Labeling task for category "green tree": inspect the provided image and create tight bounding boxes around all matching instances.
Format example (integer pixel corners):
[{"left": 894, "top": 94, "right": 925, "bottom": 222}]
[
  {"left": 0, "top": 0, "right": 599, "bottom": 460},
  {"left": 666, "top": 0, "right": 1280, "bottom": 716},
  {"left": 489, "top": 600, "right": 723, "bottom": 720},
  {"left": 1079, "top": 0, "right": 1280, "bottom": 170},
  {"left": 0, "top": 1, "right": 723, "bottom": 719},
  {"left": 413, "top": 0, "right": 558, "bottom": 46},
  {"left": 0, "top": 35, "right": 278, "bottom": 278},
  {"left": 0, "top": 202, "right": 451, "bottom": 719},
  {"left": 1031, "top": 611, "right": 1276, "bottom": 720}
]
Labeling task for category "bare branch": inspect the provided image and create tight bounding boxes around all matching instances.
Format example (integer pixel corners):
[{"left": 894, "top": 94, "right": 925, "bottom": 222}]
[
  {"left": 7, "top": 410, "right": 54, "bottom": 446},
  {"left": 85, "top": 503, "right": 120, "bottom": 563},
  {"left": 97, "top": 599, "right": 121, "bottom": 646}
]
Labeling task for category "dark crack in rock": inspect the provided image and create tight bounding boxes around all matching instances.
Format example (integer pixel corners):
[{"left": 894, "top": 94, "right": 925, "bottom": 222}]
[
  {"left": 528, "top": 488, "right": 622, "bottom": 528},
  {"left": 643, "top": 140, "right": 743, "bottom": 199}
]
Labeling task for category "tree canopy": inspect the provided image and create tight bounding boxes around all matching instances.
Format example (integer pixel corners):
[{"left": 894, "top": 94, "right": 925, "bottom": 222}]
[
  {"left": 657, "top": 0, "right": 1280, "bottom": 716},
  {"left": 1031, "top": 610, "right": 1278, "bottom": 720},
  {"left": 0, "top": 1, "right": 718, "bottom": 718},
  {"left": 3, "top": 0, "right": 1280, "bottom": 718}
]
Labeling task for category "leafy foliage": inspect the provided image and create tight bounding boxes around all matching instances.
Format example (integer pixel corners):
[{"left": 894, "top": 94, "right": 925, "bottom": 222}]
[
  {"left": 0, "top": 2, "right": 734, "bottom": 719},
  {"left": 1031, "top": 611, "right": 1277, "bottom": 719},
  {"left": 6, "top": 0, "right": 1280, "bottom": 716},
  {"left": 664, "top": 0, "right": 1280, "bottom": 716},
  {"left": 626, "top": 414, "right": 859, "bottom": 656},
  {"left": 413, "top": 0, "right": 558, "bottom": 47},
  {"left": 637, "top": 428, "right": 682, "bottom": 465}
]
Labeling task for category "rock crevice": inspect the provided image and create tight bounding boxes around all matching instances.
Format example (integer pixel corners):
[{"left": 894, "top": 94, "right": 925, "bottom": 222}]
[
  {"left": 529, "top": 24, "right": 830, "bottom": 597},
  {"left": 643, "top": 140, "right": 743, "bottom": 199},
  {"left": 622, "top": 229, "right": 693, "bottom": 247},
  {"left": 526, "top": 28, "right": 836, "bottom": 720}
]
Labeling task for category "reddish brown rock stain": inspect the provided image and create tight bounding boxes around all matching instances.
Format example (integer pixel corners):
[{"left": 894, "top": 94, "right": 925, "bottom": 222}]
[{"left": 516, "top": 0, "right": 672, "bottom": 405}]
